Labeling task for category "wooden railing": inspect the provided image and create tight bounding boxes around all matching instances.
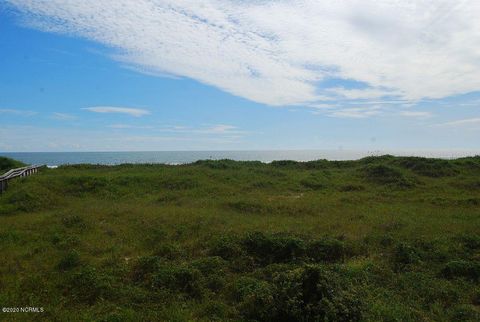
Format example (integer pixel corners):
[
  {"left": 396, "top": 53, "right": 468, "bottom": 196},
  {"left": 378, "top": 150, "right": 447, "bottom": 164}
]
[{"left": 0, "top": 165, "right": 44, "bottom": 193}]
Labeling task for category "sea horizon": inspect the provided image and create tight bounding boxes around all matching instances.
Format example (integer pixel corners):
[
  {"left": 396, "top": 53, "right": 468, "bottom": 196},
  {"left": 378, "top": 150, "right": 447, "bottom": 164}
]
[{"left": 1, "top": 149, "right": 479, "bottom": 167}]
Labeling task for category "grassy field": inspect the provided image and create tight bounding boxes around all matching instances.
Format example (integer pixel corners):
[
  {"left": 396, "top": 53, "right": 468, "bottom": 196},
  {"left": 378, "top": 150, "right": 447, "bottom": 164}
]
[{"left": 0, "top": 155, "right": 479, "bottom": 321}]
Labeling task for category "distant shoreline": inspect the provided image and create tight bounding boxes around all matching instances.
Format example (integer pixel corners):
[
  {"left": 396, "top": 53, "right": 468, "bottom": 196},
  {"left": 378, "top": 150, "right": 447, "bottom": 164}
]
[{"left": 1, "top": 150, "right": 479, "bottom": 167}]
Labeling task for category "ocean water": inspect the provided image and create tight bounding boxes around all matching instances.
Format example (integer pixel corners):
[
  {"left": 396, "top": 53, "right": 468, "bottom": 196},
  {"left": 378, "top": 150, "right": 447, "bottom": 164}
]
[{"left": 1, "top": 150, "right": 478, "bottom": 167}]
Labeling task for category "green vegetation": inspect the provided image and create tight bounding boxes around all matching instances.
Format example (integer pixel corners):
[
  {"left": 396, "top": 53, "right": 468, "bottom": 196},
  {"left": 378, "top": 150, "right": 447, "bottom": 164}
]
[
  {"left": 0, "top": 156, "right": 25, "bottom": 172},
  {"left": 0, "top": 155, "right": 480, "bottom": 321}
]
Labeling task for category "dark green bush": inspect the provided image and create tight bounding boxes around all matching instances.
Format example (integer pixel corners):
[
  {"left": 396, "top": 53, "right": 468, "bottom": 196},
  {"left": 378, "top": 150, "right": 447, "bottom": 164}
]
[
  {"left": 393, "top": 243, "right": 421, "bottom": 269},
  {"left": 227, "top": 200, "right": 269, "bottom": 214},
  {"left": 241, "top": 232, "right": 306, "bottom": 265},
  {"left": 395, "top": 157, "right": 458, "bottom": 177},
  {"left": 233, "top": 265, "right": 362, "bottom": 322},
  {"left": 448, "top": 305, "right": 480, "bottom": 322},
  {"left": 154, "top": 242, "right": 182, "bottom": 260},
  {"left": 363, "top": 165, "right": 415, "bottom": 188},
  {"left": 68, "top": 266, "right": 113, "bottom": 304},
  {"left": 306, "top": 237, "right": 346, "bottom": 262},
  {"left": 198, "top": 300, "right": 230, "bottom": 320},
  {"left": 152, "top": 265, "right": 203, "bottom": 298},
  {"left": 131, "top": 256, "right": 162, "bottom": 284},
  {"left": 51, "top": 232, "right": 80, "bottom": 249},
  {"left": 0, "top": 157, "right": 25, "bottom": 172},
  {"left": 190, "top": 256, "right": 227, "bottom": 275},
  {"left": 2, "top": 184, "right": 59, "bottom": 213},
  {"left": 441, "top": 260, "right": 480, "bottom": 281},
  {"left": 194, "top": 159, "right": 242, "bottom": 169},
  {"left": 65, "top": 176, "right": 108, "bottom": 195},
  {"left": 339, "top": 184, "right": 365, "bottom": 192},
  {"left": 57, "top": 250, "right": 80, "bottom": 270},
  {"left": 62, "top": 214, "right": 87, "bottom": 229},
  {"left": 159, "top": 177, "right": 197, "bottom": 190},
  {"left": 457, "top": 234, "right": 480, "bottom": 252},
  {"left": 300, "top": 178, "right": 326, "bottom": 190},
  {"left": 270, "top": 160, "right": 299, "bottom": 167},
  {"left": 232, "top": 277, "right": 276, "bottom": 321},
  {"left": 209, "top": 235, "right": 244, "bottom": 260},
  {"left": 273, "top": 265, "right": 362, "bottom": 322},
  {"left": 132, "top": 256, "right": 204, "bottom": 297}
]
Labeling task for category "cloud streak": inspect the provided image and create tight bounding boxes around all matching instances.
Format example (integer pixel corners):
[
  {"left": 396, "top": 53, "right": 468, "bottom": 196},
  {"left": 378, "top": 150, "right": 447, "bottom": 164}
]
[
  {"left": 0, "top": 108, "right": 36, "bottom": 116},
  {"left": 82, "top": 106, "right": 150, "bottom": 117},
  {"left": 6, "top": 0, "right": 480, "bottom": 107},
  {"left": 433, "top": 118, "right": 480, "bottom": 128}
]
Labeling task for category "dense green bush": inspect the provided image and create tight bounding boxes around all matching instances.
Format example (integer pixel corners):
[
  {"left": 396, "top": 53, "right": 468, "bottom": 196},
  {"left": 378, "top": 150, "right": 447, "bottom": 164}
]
[
  {"left": 1, "top": 184, "right": 59, "bottom": 213},
  {"left": 393, "top": 243, "right": 421, "bottom": 266},
  {"left": 65, "top": 176, "right": 109, "bottom": 195},
  {"left": 152, "top": 265, "right": 203, "bottom": 298},
  {"left": 241, "top": 232, "right": 306, "bottom": 265},
  {"left": 300, "top": 177, "right": 327, "bottom": 190},
  {"left": 441, "top": 260, "right": 480, "bottom": 281},
  {"left": 67, "top": 266, "right": 113, "bottom": 304},
  {"left": 0, "top": 157, "right": 25, "bottom": 172},
  {"left": 306, "top": 237, "right": 346, "bottom": 262},
  {"left": 233, "top": 265, "right": 362, "bottom": 322},
  {"left": 232, "top": 277, "right": 276, "bottom": 320},
  {"left": 57, "top": 250, "right": 81, "bottom": 271},
  {"left": 363, "top": 164, "right": 415, "bottom": 188},
  {"left": 394, "top": 157, "right": 458, "bottom": 177}
]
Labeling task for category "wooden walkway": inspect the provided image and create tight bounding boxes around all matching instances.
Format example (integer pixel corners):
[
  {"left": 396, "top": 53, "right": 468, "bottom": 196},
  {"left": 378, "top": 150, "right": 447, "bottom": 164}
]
[{"left": 0, "top": 165, "right": 44, "bottom": 193}]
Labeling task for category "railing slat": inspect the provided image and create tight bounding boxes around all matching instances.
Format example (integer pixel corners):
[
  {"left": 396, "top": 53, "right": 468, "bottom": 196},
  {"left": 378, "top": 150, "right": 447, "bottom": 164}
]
[{"left": 0, "top": 165, "right": 44, "bottom": 193}]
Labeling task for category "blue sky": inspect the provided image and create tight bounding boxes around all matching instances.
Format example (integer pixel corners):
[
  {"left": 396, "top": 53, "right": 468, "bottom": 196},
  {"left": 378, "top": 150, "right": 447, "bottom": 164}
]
[{"left": 1, "top": 1, "right": 479, "bottom": 152}]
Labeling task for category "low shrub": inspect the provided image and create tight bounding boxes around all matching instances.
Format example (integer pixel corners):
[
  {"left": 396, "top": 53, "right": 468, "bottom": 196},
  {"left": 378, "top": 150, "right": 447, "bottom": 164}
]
[
  {"left": 339, "top": 184, "right": 365, "bottom": 192},
  {"left": 363, "top": 165, "right": 415, "bottom": 188},
  {"left": 393, "top": 243, "right": 421, "bottom": 270},
  {"left": 457, "top": 234, "right": 480, "bottom": 252},
  {"left": 3, "top": 184, "right": 59, "bottom": 213},
  {"left": 232, "top": 277, "right": 276, "bottom": 321},
  {"left": 300, "top": 178, "right": 327, "bottom": 190},
  {"left": 159, "top": 177, "right": 197, "bottom": 190},
  {"left": 67, "top": 266, "right": 113, "bottom": 304},
  {"left": 226, "top": 200, "right": 269, "bottom": 214},
  {"left": 65, "top": 176, "right": 108, "bottom": 195},
  {"left": 198, "top": 300, "right": 230, "bottom": 320},
  {"left": 190, "top": 256, "right": 227, "bottom": 275},
  {"left": 306, "top": 237, "right": 346, "bottom": 262},
  {"left": 57, "top": 250, "right": 81, "bottom": 271},
  {"left": 270, "top": 160, "right": 299, "bottom": 168},
  {"left": 441, "top": 260, "right": 480, "bottom": 281},
  {"left": 209, "top": 235, "right": 244, "bottom": 260},
  {"left": 233, "top": 265, "right": 363, "bottom": 322},
  {"left": 0, "top": 157, "right": 25, "bottom": 172},
  {"left": 62, "top": 214, "right": 87, "bottom": 229},
  {"left": 152, "top": 265, "right": 203, "bottom": 298},
  {"left": 395, "top": 157, "right": 458, "bottom": 177},
  {"left": 241, "top": 232, "right": 306, "bottom": 265},
  {"left": 448, "top": 305, "right": 480, "bottom": 322}
]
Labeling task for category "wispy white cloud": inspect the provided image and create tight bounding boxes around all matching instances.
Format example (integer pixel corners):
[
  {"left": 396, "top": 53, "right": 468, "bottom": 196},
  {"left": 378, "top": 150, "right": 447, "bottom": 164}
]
[
  {"left": 399, "top": 111, "right": 432, "bottom": 118},
  {"left": 158, "top": 124, "right": 246, "bottom": 136},
  {"left": 106, "top": 123, "right": 247, "bottom": 137},
  {"left": 82, "top": 106, "right": 150, "bottom": 117},
  {"left": 51, "top": 112, "right": 76, "bottom": 120},
  {"left": 0, "top": 108, "right": 36, "bottom": 116},
  {"left": 108, "top": 124, "right": 153, "bottom": 129},
  {"left": 326, "top": 106, "right": 382, "bottom": 119},
  {"left": 7, "top": 0, "right": 480, "bottom": 107},
  {"left": 433, "top": 118, "right": 480, "bottom": 127}
]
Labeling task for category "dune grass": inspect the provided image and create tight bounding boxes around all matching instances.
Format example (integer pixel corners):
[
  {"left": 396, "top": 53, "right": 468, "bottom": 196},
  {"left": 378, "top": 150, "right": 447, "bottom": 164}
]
[
  {"left": 0, "top": 156, "right": 479, "bottom": 321},
  {"left": 0, "top": 157, "right": 25, "bottom": 172}
]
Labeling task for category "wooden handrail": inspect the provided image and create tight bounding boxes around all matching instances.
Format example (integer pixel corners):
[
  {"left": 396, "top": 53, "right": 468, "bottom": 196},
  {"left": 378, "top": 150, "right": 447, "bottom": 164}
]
[{"left": 0, "top": 165, "right": 44, "bottom": 193}]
